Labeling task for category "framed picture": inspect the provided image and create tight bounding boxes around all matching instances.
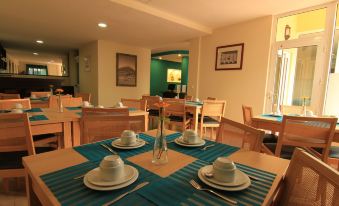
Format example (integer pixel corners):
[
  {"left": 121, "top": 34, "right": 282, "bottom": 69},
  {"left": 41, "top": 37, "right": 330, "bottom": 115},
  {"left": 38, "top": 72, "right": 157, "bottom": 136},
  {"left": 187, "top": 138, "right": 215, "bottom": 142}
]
[
  {"left": 116, "top": 53, "right": 137, "bottom": 87},
  {"left": 167, "top": 68, "right": 182, "bottom": 83},
  {"left": 215, "top": 43, "right": 244, "bottom": 70}
]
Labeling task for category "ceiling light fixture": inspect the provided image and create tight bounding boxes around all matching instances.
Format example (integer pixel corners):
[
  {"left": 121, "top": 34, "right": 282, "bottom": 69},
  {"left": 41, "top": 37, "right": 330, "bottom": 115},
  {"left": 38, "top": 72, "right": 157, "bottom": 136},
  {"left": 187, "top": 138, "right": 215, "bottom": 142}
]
[
  {"left": 33, "top": 52, "right": 39, "bottom": 55},
  {"left": 98, "top": 22, "right": 107, "bottom": 28},
  {"left": 36, "top": 40, "right": 44, "bottom": 44}
]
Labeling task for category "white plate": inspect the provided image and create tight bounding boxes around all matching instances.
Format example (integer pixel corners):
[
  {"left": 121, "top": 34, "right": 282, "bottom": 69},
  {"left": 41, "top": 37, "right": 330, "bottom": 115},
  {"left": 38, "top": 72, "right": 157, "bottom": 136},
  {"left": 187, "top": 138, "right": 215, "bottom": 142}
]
[
  {"left": 174, "top": 137, "right": 205, "bottom": 147},
  {"left": 84, "top": 166, "right": 139, "bottom": 191},
  {"left": 111, "top": 139, "right": 145, "bottom": 149},
  {"left": 86, "top": 165, "right": 136, "bottom": 187},
  {"left": 200, "top": 165, "right": 249, "bottom": 187},
  {"left": 198, "top": 168, "right": 251, "bottom": 191}
]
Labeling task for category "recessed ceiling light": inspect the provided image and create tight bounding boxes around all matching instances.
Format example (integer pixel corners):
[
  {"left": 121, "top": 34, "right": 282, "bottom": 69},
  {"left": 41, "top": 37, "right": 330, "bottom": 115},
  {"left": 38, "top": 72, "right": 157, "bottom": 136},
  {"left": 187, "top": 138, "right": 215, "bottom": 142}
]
[
  {"left": 158, "top": 57, "right": 162, "bottom": 60},
  {"left": 33, "top": 52, "right": 39, "bottom": 55},
  {"left": 98, "top": 22, "right": 107, "bottom": 28},
  {"left": 36, "top": 40, "right": 44, "bottom": 44}
]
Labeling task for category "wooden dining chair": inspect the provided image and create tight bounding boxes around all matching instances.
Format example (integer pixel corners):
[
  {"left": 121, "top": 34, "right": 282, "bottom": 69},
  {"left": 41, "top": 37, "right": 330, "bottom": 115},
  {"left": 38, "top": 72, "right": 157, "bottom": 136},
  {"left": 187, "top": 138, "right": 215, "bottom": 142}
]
[
  {"left": 207, "top": 97, "right": 217, "bottom": 100},
  {"left": 62, "top": 97, "right": 83, "bottom": 107},
  {"left": 31, "top": 91, "right": 51, "bottom": 97},
  {"left": 199, "top": 100, "right": 226, "bottom": 139},
  {"left": 48, "top": 95, "right": 74, "bottom": 108},
  {"left": 216, "top": 117, "right": 265, "bottom": 152},
  {"left": 121, "top": 98, "right": 147, "bottom": 111},
  {"left": 163, "top": 98, "right": 190, "bottom": 131},
  {"left": 185, "top": 95, "right": 193, "bottom": 101},
  {"left": 81, "top": 108, "right": 144, "bottom": 144},
  {"left": 0, "top": 93, "right": 21, "bottom": 99},
  {"left": 265, "top": 116, "right": 337, "bottom": 162},
  {"left": 142, "top": 95, "right": 161, "bottom": 128},
  {"left": 0, "top": 99, "right": 31, "bottom": 110},
  {"left": 75, "top": 93, "right": 91, "bottom": 102},
  {"left": 277, "top": 148, "right": 339, "bottom": 206}
]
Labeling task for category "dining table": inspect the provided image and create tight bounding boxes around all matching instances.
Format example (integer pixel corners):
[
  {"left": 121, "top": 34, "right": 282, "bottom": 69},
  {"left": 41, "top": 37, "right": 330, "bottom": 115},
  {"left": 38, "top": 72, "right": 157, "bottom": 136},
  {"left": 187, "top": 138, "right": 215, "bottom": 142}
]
[
  {"left": 252, "top": 114, "right": 339, "bottom": 143},
  {"left": 23, "top": 129, "right": 290, "bottom": 206},
  {"left": 27, "top": 107, "right": 149, "bottom": 148}
]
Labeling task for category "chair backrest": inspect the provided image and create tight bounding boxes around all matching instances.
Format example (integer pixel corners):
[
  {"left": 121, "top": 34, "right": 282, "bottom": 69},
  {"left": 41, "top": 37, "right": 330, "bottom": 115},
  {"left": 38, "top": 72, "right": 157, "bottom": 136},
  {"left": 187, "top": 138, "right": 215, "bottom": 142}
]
[
  {"left": 0, "top": 99, "right": 31, "bottom": 110},
  {"left": 0, "top": 113, "right": 35, "bottom": 155},
  {"left": 163, "top": 98, "right": 186, "bottom": 117},
  {"left": 207, "top": 97, "right": 217, "bottom": 100},
  {"left": 0, "top": 93, "right": 21, "bottom": 99},
  {"left": 276, "top": 116, "right": 337, "bottom": 162},
  {"left": 48, "top": 95, "right": 72, "bottom": 108},
  {"left": 82, "top": 107, "right": 129, "bottom": 117},
  {"left": 201, "top": 100, "right": 226, "bottom": 120},
  {"left": 81, "top": 109, "right": 145, "bottom": 144},
  {"left": 281, "top": 105, "right": 315, "bottom": 115},
  {"left": 278, "top": 148, "right": 339, "bottom": 206},
  {"left": 62, "top": 97, "right": 83, "bottom": 107},
  {"left": 216, "top": 117, "right": 265, "bottom": 152},
  {"left": 142, "top": 95, "right": 161, "bottom": 110},
  {"left": 242, "top": 105, "right": 253, "bottom": 126},
  {"left": 31, "top": 91, "right": 50, "bottom": 98},
  {"left": 75, "top": 93, "right": 91, "bottom": 102},
  {"left": 121, "top": 98, "right": 147, "bottom": 111}
]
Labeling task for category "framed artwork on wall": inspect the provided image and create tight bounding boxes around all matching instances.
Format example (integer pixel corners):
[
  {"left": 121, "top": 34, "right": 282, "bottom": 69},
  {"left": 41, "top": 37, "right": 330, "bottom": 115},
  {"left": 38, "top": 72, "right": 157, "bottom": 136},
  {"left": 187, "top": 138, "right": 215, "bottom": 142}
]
[
  {"left": 116, "top": 53, "right": 137, "bottom": 87},
  {"left": 167, "top": 68, "right": 182, "bottom": 83},
  {"left": 215, "top": 43, "right": 244, "bottom": 70}
]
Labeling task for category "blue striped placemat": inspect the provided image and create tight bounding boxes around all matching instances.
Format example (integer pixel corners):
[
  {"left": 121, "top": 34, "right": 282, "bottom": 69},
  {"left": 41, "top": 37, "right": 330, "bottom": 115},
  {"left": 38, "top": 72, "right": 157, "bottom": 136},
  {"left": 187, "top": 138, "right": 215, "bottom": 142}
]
[
  {"left": 73, "top": 133, "right": 156, "bottom": 161},
  {"left": 29, "top": 115, "right": 48, "bottom": 121},
  {"left": 40, "top": 160, "right": 159, "bottom": 206},
  {"left": 261, "top": 114, "right": 282, "bottom": 122},
  {"left": 66, "top": 107, "right": 82, "bottom": 111},
  {"left": 25, "top": 108, "right": 43, "bottom": 113},
  {"left": 138, "top": 159, "right": 276, "bottom": 206}
]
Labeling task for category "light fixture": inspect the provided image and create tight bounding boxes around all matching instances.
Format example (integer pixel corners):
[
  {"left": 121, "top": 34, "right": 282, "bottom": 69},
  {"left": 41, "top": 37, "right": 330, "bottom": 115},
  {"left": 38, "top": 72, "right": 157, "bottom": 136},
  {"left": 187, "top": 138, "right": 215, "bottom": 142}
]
[
  {"left": 98, "top": 22, "right": 107, "bottom": 28},
  {"left": 284, "top": 25, "right": 291, "bottom": 40},
  {"left": 33, "top": 52, "right": 39, "bottom": 55},
  {"left": 178, "top": 54, "right": 182, "bottom": 57},
  {"left": 36, "top": 40, "right": 44, "bottom": 44},
  {"left": 158, "top": 57, "right": 162, "bottom": 60}
]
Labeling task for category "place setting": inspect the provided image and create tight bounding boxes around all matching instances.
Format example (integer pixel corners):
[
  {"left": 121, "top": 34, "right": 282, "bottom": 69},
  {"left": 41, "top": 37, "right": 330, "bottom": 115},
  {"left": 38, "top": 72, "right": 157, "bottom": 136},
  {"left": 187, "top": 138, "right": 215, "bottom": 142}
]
[
  {"left": 174, "top": 129, "right": 206, "bottom": 147},
  {"left": 111, "top": 130, "right": 147, "bottom": 149}
]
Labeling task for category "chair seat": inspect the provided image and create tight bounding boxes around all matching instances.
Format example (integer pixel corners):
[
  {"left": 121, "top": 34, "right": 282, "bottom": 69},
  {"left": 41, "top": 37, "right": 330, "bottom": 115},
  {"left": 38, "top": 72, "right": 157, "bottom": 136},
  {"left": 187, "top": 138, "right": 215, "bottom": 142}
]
[
  {"left": 264, "top": 143, "right": 296, "bottom": 160},
  {"left": 148, "top": 109, "right": 159, "bottom": 116},
  {"left": 168, "top": 115, "right": 190, "bottom": 123},
  {"left": 0, "top": 147, "right": 55, "bottom": 169},
  {"left": 312, "top": 146, "right": 339, "bottom": 159},
  {"left": 199, "top": 116, "right": 220, "bottom": 124},
  {"left": 263, "top": 134, "right": 278, "bottom": 143}
]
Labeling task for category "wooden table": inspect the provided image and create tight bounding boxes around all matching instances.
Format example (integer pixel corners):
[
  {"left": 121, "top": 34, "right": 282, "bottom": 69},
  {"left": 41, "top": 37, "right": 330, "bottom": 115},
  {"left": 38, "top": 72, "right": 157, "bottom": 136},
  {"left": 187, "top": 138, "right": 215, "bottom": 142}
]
[
  {"left": 23, "top": 130, "right": 289, "bottom": 206},
  {"left": 252, "top": 115, "right": 339, "bottom": 143},
  {"left": 30, "top": 108, "right": 149, "bottom": 148}
]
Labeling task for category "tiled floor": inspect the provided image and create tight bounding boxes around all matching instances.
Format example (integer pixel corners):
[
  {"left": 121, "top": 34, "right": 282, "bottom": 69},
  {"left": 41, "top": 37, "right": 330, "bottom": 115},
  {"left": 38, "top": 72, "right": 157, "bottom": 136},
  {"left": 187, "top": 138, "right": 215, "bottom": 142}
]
[{"left": 0, "top": 178, "right": 27, "bottom": 206}]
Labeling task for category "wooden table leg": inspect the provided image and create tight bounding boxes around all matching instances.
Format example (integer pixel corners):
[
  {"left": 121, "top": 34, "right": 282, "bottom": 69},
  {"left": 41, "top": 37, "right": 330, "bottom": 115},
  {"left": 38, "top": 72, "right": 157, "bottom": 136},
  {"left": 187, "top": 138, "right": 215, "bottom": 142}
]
[
  {"left": 25, "top": 169, "right": 41, "bottom": 206},
  {"left": 72, "top": 121, "right": 81, "bottom": 146},
  {"left": 63, "top": 122, "right": 72, "bottom": 148}
]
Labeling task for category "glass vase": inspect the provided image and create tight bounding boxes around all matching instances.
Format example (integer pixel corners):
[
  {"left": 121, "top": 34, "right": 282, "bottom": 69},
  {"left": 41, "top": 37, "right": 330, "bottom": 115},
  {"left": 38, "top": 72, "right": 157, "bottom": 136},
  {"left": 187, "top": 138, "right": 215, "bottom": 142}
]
[
  {"left": 152, "top": 108, "right": 168, "bottom": 165},
  {"left": 57, "top": 95, "right": 63, "bottom": 113}
]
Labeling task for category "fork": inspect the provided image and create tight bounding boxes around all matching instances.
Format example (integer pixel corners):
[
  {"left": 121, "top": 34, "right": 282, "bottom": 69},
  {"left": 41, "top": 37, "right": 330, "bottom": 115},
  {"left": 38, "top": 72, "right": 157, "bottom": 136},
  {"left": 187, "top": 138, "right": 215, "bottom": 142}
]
[
  {"left": 201, "top": 144, "right": 216, "bottom": 151},
  {"left": 189, "top": 180, "right": 237, "bottom": 205},
  {"left": 100, "top": 143, "right": 118, "bottom": 155}
]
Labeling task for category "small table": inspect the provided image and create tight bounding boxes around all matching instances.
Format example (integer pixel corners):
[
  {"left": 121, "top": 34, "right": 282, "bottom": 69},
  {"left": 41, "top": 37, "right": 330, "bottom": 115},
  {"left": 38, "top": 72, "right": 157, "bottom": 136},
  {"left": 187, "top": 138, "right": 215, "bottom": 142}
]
[
  {"left": 185, "top": 101, "right": 203, "bottom": 132},
  {"left": 23, "top": 130, "right": 289, "bottom": 206}
]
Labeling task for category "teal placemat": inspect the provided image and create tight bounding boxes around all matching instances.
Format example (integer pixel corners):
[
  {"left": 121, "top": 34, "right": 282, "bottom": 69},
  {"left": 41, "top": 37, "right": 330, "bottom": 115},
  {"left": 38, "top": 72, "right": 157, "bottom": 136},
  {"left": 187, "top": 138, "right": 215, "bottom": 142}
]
[
  {"left": 29, "top": 115, "right": 48, "bottom": 121},
  {"left": 40, "top": 160, "right": 159, "bottom": 206},
  {"left": 261, "top": 114, "right": 282, "bottom": 122},
  {"left": 73, "top": 133, "right": 156, "bottom": 161},
  {"left": 66, "top": 107, "right": 82, "bottom": 111},
  {"left": 138, "top": 159, "right": 276, "bottom": 206},
  {"left": 166, "top": 133, "right": 239, "bottom": 163},
  {"left": 128, "top": 108, "right": 137, "bottom": 111},
  {"left": 186, "top": 101, "right": 203, "bottom": 106},
  {"left": 30, "top": 97, "right": 49, "bottom": 101},
  {"left": 25, "top": 108, "right": 43, "bottom": 113}
]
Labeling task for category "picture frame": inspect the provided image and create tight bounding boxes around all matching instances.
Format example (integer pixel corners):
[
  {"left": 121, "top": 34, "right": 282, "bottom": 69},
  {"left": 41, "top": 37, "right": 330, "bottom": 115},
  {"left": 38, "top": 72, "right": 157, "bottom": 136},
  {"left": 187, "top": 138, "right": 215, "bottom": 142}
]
[
  {"left": 167, "top": 68, "right": 182, "bottom": 83},
  {"left": 116, "top": 53, "right": 137, "bottom": 87},
  {"left": 215, "top": 43, "right": 244, "bottom": 70}
]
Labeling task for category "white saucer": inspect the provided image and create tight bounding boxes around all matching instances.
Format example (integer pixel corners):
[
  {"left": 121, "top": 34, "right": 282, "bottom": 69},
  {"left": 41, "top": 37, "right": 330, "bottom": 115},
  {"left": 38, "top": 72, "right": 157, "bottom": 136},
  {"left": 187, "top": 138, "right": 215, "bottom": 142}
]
[
  {"left": 198, "top": 167, "right": 251, "bottom": 191},
  {"left": 111, "top": 139, "right": 145, "bottom": 149},
  {"left": 86, "top": 165, "right": 136, "bottom": 187},
  {"left": 174, "top": 137, "right": 205, "bottom": 147},
  {"left": 84, "top": 166, "right": 139, "bottom": 191},
  {"left": 200, "top": 165, "right": 249, "bottom": 187}
]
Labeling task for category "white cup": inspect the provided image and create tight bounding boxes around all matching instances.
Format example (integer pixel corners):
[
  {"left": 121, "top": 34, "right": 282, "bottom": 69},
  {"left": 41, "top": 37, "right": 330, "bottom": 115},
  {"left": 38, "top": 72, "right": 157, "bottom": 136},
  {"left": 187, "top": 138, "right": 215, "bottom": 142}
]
[
  {"left": 182, "top": 129, "right": 200, "bottom": 144},
  {"left": 195, "top": 98, "right": 200, "bottom": 102},
  {"left": 115, "top": 102, "right": 123, "bottom": 108},
  {"left": 15, "top": 103, "right": 23, "bottom": 109},
  {"left": 306, "top": 110, "right": 314, "bottom": 117},
  {"left": 99, "top": 155, "right": 125, "bottom": 181},
  {"left": 120, "top": 130, "right": 137, "bottom": 145},
  {"left": 31, "top": 94, "right": 37, "bottom": 99},
  {"left": 83, "top": 101, "right": 90, "bottom": 107},
  {"left": 97, "top": 105, "right": 104, "bottom": 108},
  {"left": 212, "top": 157, "right": 236, "bottom": 182}
]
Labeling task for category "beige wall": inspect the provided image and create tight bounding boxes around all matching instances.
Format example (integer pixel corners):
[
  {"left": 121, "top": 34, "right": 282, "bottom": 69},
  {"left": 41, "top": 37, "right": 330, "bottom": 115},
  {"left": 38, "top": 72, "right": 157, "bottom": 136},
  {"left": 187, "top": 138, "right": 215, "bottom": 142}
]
[
  {"left": 189, "top": 16, "right": 273, "bottom": 122},
  {"left": 79, "top": 41, "right": 99, "bottom": 105},
  {"left": 97, "top": 40, "right": 151, "bottom": 106}
]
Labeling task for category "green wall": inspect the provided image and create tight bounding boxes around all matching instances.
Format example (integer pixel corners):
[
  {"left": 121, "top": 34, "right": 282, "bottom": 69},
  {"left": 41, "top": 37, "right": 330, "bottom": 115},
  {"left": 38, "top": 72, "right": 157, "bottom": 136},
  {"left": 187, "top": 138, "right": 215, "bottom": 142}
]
[{"left": 150, "top": 57, "right": 189, "bottom": 96}]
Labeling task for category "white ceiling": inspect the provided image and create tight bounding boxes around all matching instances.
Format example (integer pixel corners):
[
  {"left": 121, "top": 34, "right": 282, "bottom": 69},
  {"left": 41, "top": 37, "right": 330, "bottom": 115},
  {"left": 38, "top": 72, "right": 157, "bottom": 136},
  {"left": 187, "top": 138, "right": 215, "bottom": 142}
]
[{"left": 0, "top": 0, "right": 332, "bottom": 53}]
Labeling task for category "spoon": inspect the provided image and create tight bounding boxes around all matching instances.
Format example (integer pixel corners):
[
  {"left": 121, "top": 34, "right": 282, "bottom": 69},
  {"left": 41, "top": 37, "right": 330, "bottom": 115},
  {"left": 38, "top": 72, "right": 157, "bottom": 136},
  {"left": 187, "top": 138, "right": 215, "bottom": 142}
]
[{"left": 201, "top": 144, "right": 216, "bottom": 151}]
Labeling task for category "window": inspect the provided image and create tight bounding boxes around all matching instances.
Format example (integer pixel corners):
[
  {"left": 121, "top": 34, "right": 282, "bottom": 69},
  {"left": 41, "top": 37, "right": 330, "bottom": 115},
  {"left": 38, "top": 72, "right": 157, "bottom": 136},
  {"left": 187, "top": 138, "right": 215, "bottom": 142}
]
[{"left": 26, "top": 64, "right": 48, "bottom": 76}]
